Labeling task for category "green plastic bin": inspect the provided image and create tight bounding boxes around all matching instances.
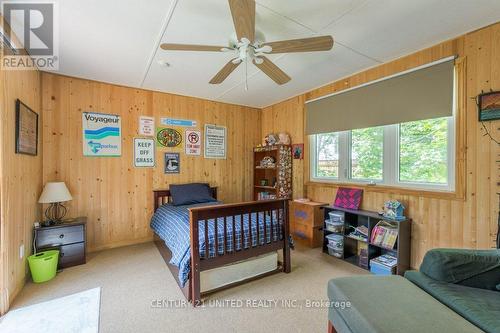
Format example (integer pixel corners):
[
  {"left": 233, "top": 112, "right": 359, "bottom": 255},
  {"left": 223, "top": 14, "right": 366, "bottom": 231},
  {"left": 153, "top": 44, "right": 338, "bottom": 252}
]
[{"left": 28, "top": 250, "right": 59, "bottom": 283}]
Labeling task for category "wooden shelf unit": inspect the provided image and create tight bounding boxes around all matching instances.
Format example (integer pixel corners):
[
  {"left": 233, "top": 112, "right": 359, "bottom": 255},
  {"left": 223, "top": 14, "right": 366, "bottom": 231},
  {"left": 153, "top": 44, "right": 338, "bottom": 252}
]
[
  {"left": 322, "top": 206, "right": 411, "bottom": 275},
  {"left": 253, "top": 144, "right": 292, "bottom": 200}
]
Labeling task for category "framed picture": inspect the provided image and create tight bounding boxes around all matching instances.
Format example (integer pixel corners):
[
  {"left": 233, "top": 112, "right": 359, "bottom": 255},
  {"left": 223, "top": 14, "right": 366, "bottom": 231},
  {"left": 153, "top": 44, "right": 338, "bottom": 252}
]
[
  {"left": 292, "top": 143, "right": 304, "bottom": 159},
  {"left": 15, "top": 99, "right": 38, "bottom": 156},
  {"left": 164, "top": 152, "right": 180, "bottom": 174},
  {"left": 478, "top": 91, "right": 500, "bottom": 121}
]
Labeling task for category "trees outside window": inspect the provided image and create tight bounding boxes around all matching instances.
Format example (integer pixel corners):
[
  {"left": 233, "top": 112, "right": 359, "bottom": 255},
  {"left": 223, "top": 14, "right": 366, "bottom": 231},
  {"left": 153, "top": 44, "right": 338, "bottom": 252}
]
[
  {"left": 399, "top": 118, "right": 448, "bottom": 184},
  {"left": 316, "top": 133, "right": 339, "bottom": 178},
  {"left": 351, "top": 127, "right": 384, "bottom": 180},
  {"left": 311, "top": 116, "right": 453, "bottom": 191}
]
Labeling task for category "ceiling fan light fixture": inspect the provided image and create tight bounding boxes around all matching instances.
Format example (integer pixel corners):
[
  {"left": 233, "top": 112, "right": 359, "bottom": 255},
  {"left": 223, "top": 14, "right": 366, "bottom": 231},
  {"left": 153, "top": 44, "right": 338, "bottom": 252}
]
[
  {"left": 255, "top": 45, "right": 272, "bottom": 53},
  {"left": 253, "top": 57, "right": 264, "bottom": 65},
  {"left": 240, "top": 37, "right": 251, "bottom": 46},
  {"left": 159, "top": 0, "right": 333, "bottom": 87}
]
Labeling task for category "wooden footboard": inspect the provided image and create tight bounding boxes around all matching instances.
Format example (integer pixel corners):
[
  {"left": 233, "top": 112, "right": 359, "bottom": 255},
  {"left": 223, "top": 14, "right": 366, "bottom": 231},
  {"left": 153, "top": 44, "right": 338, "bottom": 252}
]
[
  {"left": 189, "top": 199, "right": 291, "bottom": 306},
  {"left": 153, "top": 188, "right": 291, "bottom": 307}
]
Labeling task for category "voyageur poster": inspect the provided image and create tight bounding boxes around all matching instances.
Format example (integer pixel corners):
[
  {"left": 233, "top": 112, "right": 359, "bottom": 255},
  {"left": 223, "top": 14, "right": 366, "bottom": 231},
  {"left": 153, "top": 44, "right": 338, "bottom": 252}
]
[{"left": 82, "top": 112, "right": 121, "bottom": 156}]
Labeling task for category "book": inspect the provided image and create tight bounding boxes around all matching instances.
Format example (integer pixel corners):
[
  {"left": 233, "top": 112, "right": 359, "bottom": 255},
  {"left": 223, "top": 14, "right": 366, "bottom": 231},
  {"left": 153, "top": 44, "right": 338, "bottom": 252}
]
[
  {"left": 381, "top": 229, "right": 398, "bottom": 249},
  {"left": 347, "top": 225, "right": 369, "bottom": 242},
  {"left": 356, "top": 225, "right": 369, "bottom": 237},
  {"left": 370, "top": 222, "right": 398, "bottom": 249},
  {"left": 371, "top": 226, "right": 387, "bottom": 245},
  {"left": 371, "top": 254, "right": 398, "bottom": 268}
]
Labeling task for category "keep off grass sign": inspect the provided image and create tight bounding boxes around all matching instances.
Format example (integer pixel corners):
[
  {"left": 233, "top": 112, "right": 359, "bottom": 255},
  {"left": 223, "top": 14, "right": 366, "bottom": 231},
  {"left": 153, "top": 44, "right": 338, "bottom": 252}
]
[
  {"left": 133, "top": 138, "right": 155, "bottom": 167},
  {"left": 185, "top": 130, "right": 201, "bottom": 156}
]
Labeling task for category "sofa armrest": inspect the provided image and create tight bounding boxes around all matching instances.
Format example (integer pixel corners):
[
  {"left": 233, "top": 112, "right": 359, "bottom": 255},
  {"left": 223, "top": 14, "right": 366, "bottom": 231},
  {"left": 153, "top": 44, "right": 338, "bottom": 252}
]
[{"left": 420, "top": 248, "right": 500, "bottom": 291}]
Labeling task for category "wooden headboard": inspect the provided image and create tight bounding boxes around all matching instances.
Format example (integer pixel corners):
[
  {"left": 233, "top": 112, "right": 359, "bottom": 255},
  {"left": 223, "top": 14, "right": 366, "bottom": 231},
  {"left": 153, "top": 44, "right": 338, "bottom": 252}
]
[{"left": 153, "top": 187, "right": 218, "bottom": 211}]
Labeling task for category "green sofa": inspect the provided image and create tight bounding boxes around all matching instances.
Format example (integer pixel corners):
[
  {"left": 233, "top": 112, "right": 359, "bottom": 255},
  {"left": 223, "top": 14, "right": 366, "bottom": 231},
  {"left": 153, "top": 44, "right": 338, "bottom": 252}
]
[{"left": 327, "top": 249, "right": 500, "bottom": 333}]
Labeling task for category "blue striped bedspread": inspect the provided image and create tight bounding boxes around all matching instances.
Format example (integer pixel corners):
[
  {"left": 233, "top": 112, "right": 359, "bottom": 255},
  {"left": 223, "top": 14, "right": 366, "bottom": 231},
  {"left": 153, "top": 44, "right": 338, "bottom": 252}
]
[{"left": 150, "top": 202, "right": 282, "bottom": 287}]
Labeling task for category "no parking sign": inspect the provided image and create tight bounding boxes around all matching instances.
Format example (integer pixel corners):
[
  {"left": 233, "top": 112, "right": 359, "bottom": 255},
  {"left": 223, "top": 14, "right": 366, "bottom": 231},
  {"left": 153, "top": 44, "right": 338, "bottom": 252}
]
[{"left": 185, "top": 130, "right": 201, "bottom": 156}]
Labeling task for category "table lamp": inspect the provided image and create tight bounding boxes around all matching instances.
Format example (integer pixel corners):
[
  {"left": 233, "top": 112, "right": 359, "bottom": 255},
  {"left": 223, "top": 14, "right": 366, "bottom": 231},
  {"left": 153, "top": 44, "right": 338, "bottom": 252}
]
[{"left": 38, "top": 182, "right": 73, "bottom": 225}]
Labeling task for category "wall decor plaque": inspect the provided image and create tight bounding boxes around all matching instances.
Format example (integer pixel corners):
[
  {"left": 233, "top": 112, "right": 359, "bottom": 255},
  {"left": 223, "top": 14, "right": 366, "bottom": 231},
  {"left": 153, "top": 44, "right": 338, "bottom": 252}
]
[{"left": 15, "top": 99, "right": 38, "bottom": 156}]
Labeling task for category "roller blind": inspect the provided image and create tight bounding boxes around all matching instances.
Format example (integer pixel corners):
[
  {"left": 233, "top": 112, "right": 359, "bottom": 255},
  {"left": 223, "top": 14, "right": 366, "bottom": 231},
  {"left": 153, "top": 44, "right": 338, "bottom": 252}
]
[{"left": 305, "top": 59, "right": 455, "bottom": 135}]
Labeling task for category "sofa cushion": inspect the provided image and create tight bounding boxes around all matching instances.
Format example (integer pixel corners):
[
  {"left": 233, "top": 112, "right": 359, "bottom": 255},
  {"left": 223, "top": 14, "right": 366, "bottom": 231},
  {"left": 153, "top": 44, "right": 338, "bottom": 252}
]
[
  {"left": 419, "top": 248, "right": 500, "bottom": 290},
  {"left": 405, "top": 270, "right": 500, "bottom": 333},
  {"left": 328, "top": 275, "right": 482, "bottom": 333}
]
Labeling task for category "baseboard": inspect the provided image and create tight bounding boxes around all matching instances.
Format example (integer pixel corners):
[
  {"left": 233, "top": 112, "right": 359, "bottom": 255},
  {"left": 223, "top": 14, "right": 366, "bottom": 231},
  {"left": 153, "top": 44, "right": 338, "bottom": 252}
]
[{"left": 87, "top": 236, "right": 153, "bottom": 253}]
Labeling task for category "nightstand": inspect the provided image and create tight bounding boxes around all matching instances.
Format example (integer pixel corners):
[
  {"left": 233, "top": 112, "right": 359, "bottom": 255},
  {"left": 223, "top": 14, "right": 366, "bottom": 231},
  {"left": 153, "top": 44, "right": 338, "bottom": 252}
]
[{"left": 34, "top": 217, "right": 87, "bottom": 268}]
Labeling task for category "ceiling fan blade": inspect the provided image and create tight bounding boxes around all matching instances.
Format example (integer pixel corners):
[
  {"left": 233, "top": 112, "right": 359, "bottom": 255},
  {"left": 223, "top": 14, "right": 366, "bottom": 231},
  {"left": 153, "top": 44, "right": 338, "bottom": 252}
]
[
  {"left": 160, "top": 43, "right": 229, "bottom": 52},
  {"left": 228, "top": 0, "right": 255, "bottom": 42},
  {"left": 209, "top": 59, "right": 241, "bottom": 84},
  {"left": 253, "top": 56, "right": 291, "bottom": 85},
  {"left": 262, "top": 36, "right": 334, "bottom": 54}
]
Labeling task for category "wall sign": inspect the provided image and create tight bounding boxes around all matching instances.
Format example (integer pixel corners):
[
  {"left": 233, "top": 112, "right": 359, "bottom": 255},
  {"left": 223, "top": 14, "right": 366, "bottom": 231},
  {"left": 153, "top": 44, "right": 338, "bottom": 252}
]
[
  {"left": 82, "top": 112, "right": 121, "bottom": 157},
  {"left": 15, "top": 99, "right": 38, "bottom": 156},
  {"left": 204, "top": 124, "right": 226, "bottom": 159},
  {"left": 164, "top": 152, "right": 180, "bottom": 174},
  {"left": 161, "top": 118, "right": 197, "bottom": 127},
  {"left": 478, "top": 91, "right": 500, "bottom": 121},
  {"left": 185, "top": 130, "right": 201, "bottom": 156},
  {"left": 139, "top": 116, "right": 154, "bottom": 136},
  {"left": 292, "top": 143, "right": 304, "bottom": 159},
  {"left": 133, "top": 138, "right": 155, "bottom": 167},
  {"left": 156, "top": 127, "right": 182, "bottom": 148}
]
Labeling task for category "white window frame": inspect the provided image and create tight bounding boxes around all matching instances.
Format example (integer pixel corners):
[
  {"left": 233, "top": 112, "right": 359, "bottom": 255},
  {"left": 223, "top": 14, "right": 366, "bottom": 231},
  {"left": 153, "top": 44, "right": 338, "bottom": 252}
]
[{"left": 310, "top": 116, "right": 455, "bottom": 192}]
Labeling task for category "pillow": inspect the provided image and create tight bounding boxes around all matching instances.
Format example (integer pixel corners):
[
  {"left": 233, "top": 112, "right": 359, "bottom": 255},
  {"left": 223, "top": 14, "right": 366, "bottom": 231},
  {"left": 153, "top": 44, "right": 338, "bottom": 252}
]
[{"left": 170, "top": 183, "right": 216, "bottom": 206}]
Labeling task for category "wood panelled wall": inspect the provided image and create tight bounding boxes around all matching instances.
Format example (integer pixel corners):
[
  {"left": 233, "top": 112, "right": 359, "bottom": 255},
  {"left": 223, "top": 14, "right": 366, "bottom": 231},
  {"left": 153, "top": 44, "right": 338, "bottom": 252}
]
[
  {"left": 262, "top": 22, "right": 500, "bottom": 268},
  {"left": 0, "top": 62, "right": 42, "bottom": 311},
  {"left": 42, "top": 73, "right": 261, "bottom": 252},
  {"left": 262, "top": 95, "right": 305, "bottom": 199}
]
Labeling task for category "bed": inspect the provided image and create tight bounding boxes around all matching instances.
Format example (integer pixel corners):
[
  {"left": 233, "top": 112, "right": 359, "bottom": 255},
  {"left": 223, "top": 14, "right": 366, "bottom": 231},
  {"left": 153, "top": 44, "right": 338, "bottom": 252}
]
[{"left": 151, "top": 186, "right": 291, "bottom": 306}]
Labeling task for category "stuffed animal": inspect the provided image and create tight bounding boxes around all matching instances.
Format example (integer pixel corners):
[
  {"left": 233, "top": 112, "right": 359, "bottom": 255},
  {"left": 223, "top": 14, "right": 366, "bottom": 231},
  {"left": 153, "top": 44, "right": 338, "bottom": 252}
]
[
  {"left": 278, "top": 132, "right": 290, "bottom": 145},
  {"left": 263, "top": 133, "right": 277, "bottom": 146}
]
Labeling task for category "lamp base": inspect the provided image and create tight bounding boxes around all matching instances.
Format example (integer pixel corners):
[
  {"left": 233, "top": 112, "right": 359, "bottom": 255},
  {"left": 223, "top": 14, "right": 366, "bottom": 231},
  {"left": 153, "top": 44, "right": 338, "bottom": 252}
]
[{"left": 44, "top": 202, "right": 67, "bottom": 224}]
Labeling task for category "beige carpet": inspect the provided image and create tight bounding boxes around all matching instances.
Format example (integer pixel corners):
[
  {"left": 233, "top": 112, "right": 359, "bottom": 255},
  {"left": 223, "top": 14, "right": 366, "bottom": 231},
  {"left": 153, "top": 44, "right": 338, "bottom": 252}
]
[{"left": 12, "top": 242, "right": 366, "bottom": 333}]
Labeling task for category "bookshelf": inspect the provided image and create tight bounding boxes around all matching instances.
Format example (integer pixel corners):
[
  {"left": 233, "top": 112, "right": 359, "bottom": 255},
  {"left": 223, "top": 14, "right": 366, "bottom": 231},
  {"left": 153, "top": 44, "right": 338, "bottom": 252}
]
[
  {"left": 253, "top": 144, "right": 292, "bottom": 200},
  {"left": 322, "top": 206, "right": 411, "bottom": 275}
]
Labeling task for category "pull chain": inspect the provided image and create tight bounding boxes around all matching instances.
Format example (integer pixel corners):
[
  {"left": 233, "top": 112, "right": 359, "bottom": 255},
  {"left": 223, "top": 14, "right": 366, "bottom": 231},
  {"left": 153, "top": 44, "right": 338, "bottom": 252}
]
[{"left": 245, "top": 58, "right": 248, "bottom": 91}]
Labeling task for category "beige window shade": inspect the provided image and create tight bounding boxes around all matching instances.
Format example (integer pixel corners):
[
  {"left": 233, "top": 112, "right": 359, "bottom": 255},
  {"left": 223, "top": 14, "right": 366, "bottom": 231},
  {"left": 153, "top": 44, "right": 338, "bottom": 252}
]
[{"left": 305, "top": 59, "right": 455, "bottom": 135}]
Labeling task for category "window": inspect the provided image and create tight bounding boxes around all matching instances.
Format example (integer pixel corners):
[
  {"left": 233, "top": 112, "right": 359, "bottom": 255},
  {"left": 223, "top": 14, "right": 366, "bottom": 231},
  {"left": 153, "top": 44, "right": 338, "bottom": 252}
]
[
  {"left": 315, "top": 132, "right": 339, "bottom": 178},
  {"left": 399, "top": 118, "right": 448, "bottom": 184},
  {"left": 350, "top": 127, "right": 384, "bottom": 181},
  {"left": 311, "top": 116, "right": 454, "bottom": 191}
]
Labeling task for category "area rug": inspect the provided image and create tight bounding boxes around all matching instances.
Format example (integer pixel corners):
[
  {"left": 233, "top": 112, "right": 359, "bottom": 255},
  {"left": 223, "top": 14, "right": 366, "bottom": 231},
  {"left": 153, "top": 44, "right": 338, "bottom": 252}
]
[{"left": 0, "top": 287, "right": 101, "bottom": 333}]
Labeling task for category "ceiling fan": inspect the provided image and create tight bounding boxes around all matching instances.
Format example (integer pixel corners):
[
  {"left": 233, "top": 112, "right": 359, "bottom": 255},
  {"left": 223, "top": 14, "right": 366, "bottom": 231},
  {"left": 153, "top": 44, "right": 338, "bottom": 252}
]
[{"left": 160, "top": 0, "right": 334, "bottom": 86}]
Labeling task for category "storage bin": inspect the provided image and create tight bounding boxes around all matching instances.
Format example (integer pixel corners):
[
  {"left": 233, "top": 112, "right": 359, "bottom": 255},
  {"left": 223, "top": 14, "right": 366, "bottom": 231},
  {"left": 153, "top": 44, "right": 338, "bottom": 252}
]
[
  {"left": 325, "top": 219, "right": 344, "bottom": 233},
  {"left": 328, "top": 211, "right": 344, "bottom": 222},
  {"left": 369, "top": 260, "right": 396, "bottom": 276},
  {"left": 325, "top": 233, "right": 344, "bottom": 249},
  {"left": 28, "top": 250, "right": 59, "bottom": 283},
  {"left": 327, "top": 244, "right": 343, "bottom": 258}
]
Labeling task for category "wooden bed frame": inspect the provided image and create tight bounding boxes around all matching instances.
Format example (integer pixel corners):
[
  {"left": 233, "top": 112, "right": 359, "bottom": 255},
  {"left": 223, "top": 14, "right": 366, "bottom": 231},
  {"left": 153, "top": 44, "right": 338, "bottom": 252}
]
[{"left": 153, "top": 188, "right": 291, "bottom": 306}]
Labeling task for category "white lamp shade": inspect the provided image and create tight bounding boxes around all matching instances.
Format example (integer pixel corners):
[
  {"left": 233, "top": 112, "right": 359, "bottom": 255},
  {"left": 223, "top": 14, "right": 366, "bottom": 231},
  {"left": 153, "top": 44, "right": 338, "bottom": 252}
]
[{"left": 38, "top": 182, "right": 73, "bottom": 203}]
